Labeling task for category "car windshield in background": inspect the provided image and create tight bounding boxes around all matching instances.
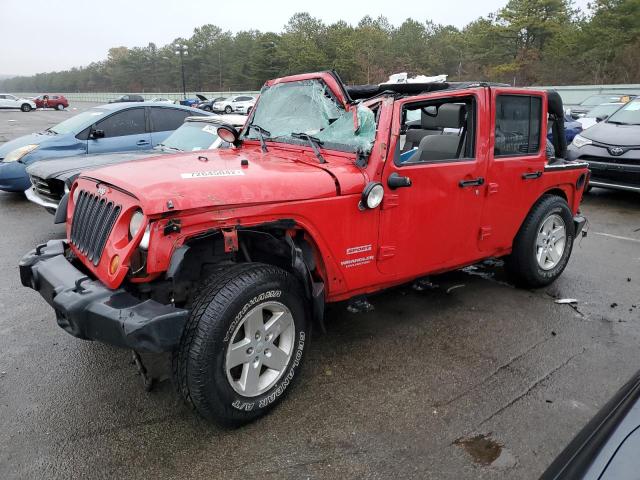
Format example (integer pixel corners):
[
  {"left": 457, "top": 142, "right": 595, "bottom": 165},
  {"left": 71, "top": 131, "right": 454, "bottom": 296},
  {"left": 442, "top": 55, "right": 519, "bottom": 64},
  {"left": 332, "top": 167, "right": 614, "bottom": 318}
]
[
  {"left": 585, "top": 103, "right": 622, "bottom": 119},
  {"left": 48, "top": 108, "right": 108, "bottom": 135},
  {"left": 160, "top": 122, "right": 220, "bottom": 151},
  {"left": 245, "top": 79, "right": 376, "bottom": 155},
  {"left": 580, "top": 95, "right": 625, "bottom": 106},
  {"left": 606, "top": 99, "right": 640, "bottom": 125}
]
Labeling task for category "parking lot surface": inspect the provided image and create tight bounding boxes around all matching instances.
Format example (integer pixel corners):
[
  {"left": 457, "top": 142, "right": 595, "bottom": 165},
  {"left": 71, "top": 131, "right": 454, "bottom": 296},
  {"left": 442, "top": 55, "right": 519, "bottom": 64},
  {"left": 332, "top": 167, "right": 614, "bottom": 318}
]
[{"left": 1, "top": 108, "right": 639, "bottom": 479}]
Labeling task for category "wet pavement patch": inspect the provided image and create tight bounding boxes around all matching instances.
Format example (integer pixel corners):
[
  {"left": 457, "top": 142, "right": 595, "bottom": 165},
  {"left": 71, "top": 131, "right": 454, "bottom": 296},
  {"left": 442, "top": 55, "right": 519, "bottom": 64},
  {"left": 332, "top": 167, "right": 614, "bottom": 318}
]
[{"left": 454, "top": 434, "right": 503, "bottom": 465}]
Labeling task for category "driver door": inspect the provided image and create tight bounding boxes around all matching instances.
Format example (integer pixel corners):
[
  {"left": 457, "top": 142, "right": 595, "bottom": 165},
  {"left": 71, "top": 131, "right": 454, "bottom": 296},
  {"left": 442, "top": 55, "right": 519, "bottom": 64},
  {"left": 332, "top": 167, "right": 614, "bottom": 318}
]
[
  {"left": 87, "top": 107, "right": 151, "bottom": 154},
  {"left": 377, "top": 89, "right": 490, "bottom": 279}
]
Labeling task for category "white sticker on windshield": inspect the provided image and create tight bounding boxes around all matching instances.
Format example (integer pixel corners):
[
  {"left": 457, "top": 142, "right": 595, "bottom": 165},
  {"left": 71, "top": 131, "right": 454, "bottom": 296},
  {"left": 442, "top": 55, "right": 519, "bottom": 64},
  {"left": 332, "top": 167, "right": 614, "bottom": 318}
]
[
  {"left": 181, "top": 170, "right": 244, "bottom": 179},
  {"left": 202, "top": 124, "right": 218, "bottom": 134}
]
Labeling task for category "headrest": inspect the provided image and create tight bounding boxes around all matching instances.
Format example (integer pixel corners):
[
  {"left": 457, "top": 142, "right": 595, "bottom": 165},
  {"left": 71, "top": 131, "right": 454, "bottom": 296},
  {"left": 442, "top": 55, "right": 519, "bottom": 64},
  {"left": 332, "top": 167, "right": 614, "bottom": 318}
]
[
  {"left": 421, "top": 109, "right": 439, "bottom": 129},
  {"left": 436, "top": 103, "right": 467, "bottom": 129}
]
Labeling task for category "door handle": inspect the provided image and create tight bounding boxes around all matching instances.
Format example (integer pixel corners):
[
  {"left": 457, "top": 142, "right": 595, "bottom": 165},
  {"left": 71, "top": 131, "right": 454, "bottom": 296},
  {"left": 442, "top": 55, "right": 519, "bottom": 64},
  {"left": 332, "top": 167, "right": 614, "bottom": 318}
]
[
  {"left": 136, "top": 140, "right": 150, "bottom": 145},
  {"left": 458, "top": 177, "right": 485, "bottom": 188},
  {"left": 388, "top": 172, "right": 412, "bottom": 189},
  {"left": 522, "top": 171, "right": 543, "bottom": 180}
]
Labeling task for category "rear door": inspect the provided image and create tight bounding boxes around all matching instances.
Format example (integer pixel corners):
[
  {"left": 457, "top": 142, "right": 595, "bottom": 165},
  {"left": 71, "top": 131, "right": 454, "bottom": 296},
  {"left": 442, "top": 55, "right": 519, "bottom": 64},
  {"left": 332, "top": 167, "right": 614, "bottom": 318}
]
[
  {"left": 478, "top": 88, "right": 548, "bottom": 253},
  {"left": 0, "top": 95, "right": 8, "bottom": 108},
  {"left": 377, "top": 88, "right": 490, "bottom": 278},
  {"left": 87, "top": 107, "right": 151, "bottom": 154},
  {"left": 149, "top": 107, "right": 196, "bottom": 146}
]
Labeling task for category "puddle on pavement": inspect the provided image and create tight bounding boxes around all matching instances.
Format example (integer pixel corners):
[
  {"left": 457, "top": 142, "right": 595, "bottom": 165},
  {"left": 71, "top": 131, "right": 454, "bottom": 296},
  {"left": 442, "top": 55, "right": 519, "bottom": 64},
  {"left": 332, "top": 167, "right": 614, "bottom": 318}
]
[{"left": 454, "top": 434, "right": 503, "bottom": 465}]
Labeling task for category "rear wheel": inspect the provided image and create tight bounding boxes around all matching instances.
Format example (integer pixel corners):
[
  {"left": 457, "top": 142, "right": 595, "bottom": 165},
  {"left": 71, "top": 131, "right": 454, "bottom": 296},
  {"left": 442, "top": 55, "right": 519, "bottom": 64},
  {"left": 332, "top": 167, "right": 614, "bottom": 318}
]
[
  {"left": 505, "top": 195, "right": 575, "bottom": 288},
  {"left": 21, "top": 103, "right": 31, "bottom": 112},
  {"left": 173, "top": 263, "right": 309, "bottom": 426}
]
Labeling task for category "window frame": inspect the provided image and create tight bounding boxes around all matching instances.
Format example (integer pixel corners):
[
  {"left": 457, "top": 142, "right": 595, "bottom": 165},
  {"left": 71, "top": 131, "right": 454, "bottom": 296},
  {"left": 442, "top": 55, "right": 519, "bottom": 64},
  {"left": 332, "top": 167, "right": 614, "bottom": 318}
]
[
  {"left": 494, "top": 94, "right": 543, "bottom": 158},
  {"left": 393, "top": 93, "right": 479, "bottom": 167}
]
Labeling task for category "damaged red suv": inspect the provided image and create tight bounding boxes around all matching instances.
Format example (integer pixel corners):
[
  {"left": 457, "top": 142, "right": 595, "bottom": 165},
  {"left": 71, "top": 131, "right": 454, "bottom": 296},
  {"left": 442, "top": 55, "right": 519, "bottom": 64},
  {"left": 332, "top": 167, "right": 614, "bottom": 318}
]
[{"left": 20, "top": 71, "right": 588, "bottom": 425}]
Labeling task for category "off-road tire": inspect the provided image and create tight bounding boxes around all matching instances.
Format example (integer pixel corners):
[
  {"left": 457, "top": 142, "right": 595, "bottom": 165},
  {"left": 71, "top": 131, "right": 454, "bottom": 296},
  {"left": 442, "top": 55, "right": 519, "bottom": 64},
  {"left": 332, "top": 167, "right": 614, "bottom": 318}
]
[
  {"left": 172, "top": 263, "right": 309, "bottom": 426},
  {"left": 224, "top": 105, "right": 233, "bottom": 114},
  {"left": 56, "top": 103, "right": 64, "bottom": 111},
  {"left": 505, "top": 195, "right": 575, "bottom": 288},
  {"left": 21, "top": 103, "right": 31, "bottom": 112}
]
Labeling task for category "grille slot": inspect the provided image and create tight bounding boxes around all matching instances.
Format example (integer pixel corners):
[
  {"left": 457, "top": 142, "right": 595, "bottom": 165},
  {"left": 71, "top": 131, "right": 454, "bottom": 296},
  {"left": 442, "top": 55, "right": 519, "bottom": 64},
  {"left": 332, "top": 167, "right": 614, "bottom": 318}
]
[
  {"left": 70, "top": 190, "right": 121, "bottom": 266},
  {"left": 30, "top": 175, "right": 64, "bottom": 202}
]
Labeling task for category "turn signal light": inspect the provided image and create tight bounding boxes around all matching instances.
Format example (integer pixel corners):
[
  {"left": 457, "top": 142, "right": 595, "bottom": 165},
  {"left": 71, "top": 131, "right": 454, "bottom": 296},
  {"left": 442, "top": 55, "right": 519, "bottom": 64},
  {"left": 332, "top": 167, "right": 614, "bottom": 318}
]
[{"left": 109, "top": 255, "right": 120, "bottom": 275}]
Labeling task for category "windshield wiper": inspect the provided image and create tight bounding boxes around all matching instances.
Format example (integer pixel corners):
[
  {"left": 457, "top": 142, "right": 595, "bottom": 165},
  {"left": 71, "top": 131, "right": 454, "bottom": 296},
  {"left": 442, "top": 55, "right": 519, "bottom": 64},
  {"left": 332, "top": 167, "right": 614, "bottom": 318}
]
[
  {"left": 607, "top": 120, "right": 631, "bottom": 125},
  {"left": 249, "top": 124, "right": 271, "bottom": 153},
  {"left": 290, "top": 132, "right": 326, "bottom": 164}
]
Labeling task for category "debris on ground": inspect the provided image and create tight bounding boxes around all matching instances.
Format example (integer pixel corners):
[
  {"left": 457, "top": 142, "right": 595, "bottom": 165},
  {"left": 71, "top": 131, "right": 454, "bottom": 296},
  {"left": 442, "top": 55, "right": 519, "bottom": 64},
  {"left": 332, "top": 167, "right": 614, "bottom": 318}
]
[
  {"left": 611, "top": 303, "right": 618, "bottom": 308},
  {"left": 446, "top": 284, "right": 466, "bottom": 294},
  {"left": 555, "top": 298, "right": 578, "bottom": 304}
]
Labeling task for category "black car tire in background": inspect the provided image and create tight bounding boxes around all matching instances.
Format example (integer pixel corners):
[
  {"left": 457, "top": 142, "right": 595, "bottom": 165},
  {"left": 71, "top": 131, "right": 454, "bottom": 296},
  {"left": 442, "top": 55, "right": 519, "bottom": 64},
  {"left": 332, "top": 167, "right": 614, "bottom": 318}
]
[
  {"left": 224, "top": 106, "right": 233, "bottom": 114},
  {"left": 21, "top": 103, "right": 32, "bottom": 112},
  {"left": 56, "top": 104, "right": 64, "bottom": 111}
]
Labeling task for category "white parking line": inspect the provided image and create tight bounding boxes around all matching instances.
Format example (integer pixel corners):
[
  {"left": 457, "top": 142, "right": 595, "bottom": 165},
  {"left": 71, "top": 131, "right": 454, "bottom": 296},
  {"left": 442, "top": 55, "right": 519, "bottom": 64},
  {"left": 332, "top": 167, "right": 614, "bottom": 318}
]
[{"left": 593, "top": 232, "right": 640, "bottom": 243}]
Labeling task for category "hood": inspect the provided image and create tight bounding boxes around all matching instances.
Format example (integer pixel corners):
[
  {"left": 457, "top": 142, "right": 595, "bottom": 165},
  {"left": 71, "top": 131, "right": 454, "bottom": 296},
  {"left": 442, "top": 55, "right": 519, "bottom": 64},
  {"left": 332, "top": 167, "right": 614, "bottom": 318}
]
[
  {"left": 82, "top": 146, "right": 366, "bottom": 215},
  {"left": 0, "top": 132, "right": 53, "bottom": 159},
  {"left": 581, "top": 121, "right": 640, "bottom": 146},
  {"left": 26, "top": 150, "right": 162, "bottom": 181},
  {"left": 196, "top": 94, "right": 208, "bottom": 101}
]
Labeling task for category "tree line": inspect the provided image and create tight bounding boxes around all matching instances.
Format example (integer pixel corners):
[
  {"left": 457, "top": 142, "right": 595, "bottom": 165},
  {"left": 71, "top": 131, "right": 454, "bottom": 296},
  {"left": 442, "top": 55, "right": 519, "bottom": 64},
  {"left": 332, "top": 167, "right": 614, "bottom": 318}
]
[{"left": 2, "top": 0, "right": 639, "bottom": 93}]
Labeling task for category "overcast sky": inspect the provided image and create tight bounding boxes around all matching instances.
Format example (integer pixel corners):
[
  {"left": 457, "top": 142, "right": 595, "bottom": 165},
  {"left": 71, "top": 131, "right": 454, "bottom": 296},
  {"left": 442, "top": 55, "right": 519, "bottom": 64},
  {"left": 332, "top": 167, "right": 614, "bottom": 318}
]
[{"left": 0, "top": 0, "right": 591, "bottom": 76}]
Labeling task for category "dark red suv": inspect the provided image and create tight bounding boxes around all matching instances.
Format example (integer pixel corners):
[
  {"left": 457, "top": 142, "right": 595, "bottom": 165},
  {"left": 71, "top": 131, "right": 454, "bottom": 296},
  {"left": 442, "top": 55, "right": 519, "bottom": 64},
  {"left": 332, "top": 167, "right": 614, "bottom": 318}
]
[{"left": 34, "top": 94, "right": 69, "bottom": 110}]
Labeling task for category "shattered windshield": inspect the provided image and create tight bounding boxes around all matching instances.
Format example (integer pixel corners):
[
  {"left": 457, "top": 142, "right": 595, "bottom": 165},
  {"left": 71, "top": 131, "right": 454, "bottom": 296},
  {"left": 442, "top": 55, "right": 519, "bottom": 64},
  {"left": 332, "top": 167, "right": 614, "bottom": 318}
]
[{"left": 244, "top": 79, "right": 376, "bottom": 156}]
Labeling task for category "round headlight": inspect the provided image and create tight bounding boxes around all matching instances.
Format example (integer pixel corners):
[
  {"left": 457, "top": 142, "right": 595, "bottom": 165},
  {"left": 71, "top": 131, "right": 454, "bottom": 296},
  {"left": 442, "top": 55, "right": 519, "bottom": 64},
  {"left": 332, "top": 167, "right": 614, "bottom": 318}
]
[
  {"left": 129, "top": 210, "right": 144, "bottom": 238},
  {"left": 361, "top": 182, "right": 384, "bottom": 210}
]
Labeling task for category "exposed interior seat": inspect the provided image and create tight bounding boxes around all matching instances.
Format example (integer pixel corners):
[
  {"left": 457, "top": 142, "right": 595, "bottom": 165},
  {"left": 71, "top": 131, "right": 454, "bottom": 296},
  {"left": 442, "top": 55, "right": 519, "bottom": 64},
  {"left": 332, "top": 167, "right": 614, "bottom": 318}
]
[{"left": 409, "top": 104, "right": 467, "bottom": 162}]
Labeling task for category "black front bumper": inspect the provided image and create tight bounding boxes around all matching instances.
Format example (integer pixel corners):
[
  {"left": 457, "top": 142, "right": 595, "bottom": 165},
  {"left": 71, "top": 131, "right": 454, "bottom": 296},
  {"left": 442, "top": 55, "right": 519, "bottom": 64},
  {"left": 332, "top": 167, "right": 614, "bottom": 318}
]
[{"left": 19, "top": 240, "right": 188, "bottom": 352}]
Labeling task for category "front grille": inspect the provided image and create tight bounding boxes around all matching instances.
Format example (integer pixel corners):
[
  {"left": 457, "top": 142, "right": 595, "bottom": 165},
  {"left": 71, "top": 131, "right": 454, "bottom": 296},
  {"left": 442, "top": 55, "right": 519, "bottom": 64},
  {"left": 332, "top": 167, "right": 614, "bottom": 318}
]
[
  {"left": 30, "top": 175, "right": 64, "bottom": 203},
  {"left": 580, "top": 154, "right": 640, "bottom": 166},
  {"left": 70, "top": 190, "right": 121, "bottom": 266}
]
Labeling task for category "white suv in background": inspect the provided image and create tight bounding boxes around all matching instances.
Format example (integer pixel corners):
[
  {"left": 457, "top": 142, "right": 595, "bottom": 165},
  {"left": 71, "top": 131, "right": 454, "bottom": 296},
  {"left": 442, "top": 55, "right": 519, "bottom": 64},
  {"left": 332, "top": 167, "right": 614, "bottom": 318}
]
[
  {"left": 0, "top": 94, "right": 36, "bottom": 112},
  {"left": 212, "top": 95, "right": 256, "bottom": 114}
]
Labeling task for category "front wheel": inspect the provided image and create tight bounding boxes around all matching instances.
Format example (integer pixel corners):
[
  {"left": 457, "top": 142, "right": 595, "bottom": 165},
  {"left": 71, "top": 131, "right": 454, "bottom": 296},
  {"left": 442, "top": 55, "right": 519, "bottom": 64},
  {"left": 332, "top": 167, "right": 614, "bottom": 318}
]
[
  {"left": 224, "top": 105, "right": 233, "bottom": 114},
  {"left": 21, "top": 103, "right": 32, "bottom": 112},
  {"left": 56, "top": 103, "right": 64, "bottom": 111},
  {"left": 202, "top": 105, "right": 212, "bottom": 111},
  {"left": 173, "top": 263, "right": 309, "bottom": 426},
  {"left": 505, "top": 195, "right": 575, "bottom": 288}
]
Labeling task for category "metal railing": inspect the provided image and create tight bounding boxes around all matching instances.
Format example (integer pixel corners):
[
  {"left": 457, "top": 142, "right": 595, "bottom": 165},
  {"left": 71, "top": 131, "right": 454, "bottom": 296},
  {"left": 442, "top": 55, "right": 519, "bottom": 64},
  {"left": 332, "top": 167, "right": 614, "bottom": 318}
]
[{"left": 10, "top": 91, "right": 260, "bottom": 103}]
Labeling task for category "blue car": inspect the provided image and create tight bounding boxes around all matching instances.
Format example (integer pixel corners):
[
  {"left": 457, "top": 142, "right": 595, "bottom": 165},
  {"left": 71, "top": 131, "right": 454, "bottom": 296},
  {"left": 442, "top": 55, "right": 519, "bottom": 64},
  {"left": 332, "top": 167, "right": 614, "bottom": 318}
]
[
  {"left": 0, "top": 102, "right": 208, "bottom": 192},
  {"left": 547, "top": 114, "right": 582, "bottom": 145}
]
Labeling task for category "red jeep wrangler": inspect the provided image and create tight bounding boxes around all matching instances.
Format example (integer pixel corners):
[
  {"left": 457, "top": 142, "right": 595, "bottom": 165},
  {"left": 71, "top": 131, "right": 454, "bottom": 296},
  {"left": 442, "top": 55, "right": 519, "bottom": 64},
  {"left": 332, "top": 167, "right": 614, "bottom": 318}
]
[{"left": 20, "top": 71, "right": 588, "bottom": 425}]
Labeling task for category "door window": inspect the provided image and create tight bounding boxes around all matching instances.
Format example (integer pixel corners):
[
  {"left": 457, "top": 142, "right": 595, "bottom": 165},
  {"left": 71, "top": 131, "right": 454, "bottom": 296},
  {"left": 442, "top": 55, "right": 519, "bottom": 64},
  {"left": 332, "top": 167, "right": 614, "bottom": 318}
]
[
  {"left": 150, "top": 108, "right": 193, "bottom": 132},
  {"left": 396, "top": 96, "right": 476, "bottom": 165},
  {"left": 494, "top": 95, "right": 542, "bottom": 156},
  {"left": 95, "top": 108, "right": 146, "bottom": 138}
]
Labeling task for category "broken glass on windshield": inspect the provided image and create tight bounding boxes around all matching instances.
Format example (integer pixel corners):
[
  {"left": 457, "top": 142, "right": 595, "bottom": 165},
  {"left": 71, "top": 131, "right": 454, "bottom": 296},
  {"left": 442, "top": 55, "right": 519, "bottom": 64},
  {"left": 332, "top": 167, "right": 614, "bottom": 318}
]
[{"left": 245, "top": 79, "right": 376, "bottom": 157}]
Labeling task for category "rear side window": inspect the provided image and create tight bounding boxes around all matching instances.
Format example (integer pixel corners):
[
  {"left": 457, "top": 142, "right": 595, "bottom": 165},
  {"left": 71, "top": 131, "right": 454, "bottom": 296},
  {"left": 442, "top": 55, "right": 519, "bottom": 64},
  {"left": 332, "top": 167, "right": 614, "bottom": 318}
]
[
  {"left": 495, "top": 95, "right": 542, "bottom": 156},
  {"left": 150, "top": 108, "right": 192, "bottom": 132},
  {"left": 95, "top": 108, "right": 146, "bottom": 137}
]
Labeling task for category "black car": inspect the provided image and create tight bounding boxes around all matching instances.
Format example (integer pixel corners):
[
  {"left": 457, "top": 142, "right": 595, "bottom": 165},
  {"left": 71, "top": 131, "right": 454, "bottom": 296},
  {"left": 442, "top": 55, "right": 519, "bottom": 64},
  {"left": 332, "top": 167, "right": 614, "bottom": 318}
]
[
  {"left": 542, "top": 370, "right": 640, "bottom": 479},
  {"left": 570, "top": 94, "right": 635, "bottom": 119},
  {"left": 108, "top": 94, "right": 145, "bottom": 103},
  {"left": 196, "top": 95, "right": 226, "bottom": 111},
  {"left": 567, "top": 97, "right": 640, "bottom": 193}
]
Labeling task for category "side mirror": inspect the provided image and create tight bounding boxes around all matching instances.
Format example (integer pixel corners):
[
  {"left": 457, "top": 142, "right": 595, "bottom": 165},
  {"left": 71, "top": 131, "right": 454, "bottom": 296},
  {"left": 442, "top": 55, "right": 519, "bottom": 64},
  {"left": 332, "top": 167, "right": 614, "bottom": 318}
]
[
  {"left": 90, "top": 129, "right": 105, "bottom": 139},
  {"left": 596, "top": 115, "right": 608, "bottom": 123},
  {"left": 216, "top": 125, "right": 240, "bottom": 146}
]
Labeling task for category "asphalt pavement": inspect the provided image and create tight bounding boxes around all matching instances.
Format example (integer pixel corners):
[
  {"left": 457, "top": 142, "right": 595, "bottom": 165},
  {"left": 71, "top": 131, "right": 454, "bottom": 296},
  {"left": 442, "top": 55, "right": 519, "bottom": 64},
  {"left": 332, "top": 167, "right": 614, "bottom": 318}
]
[{"left": 0, "top": 106, "right": 639, "bottom": 479}]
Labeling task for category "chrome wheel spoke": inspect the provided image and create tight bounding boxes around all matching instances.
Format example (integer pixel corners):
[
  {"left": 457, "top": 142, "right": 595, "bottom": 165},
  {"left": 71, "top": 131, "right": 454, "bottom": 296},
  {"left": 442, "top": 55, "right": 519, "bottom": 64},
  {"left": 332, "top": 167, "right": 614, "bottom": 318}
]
[
  {"left": 535, "top": 214, "right": 567, "bottom": 270},
  {"left": 265, "top": 310, "right": 293, "bottom": 340},
  {"left": 227, "top": 338, "right": 251, "bottom": 369},
  {"left": 262, "top": 346, "right": 289, "bottom": 371},
  {"left": 240, "top": 360, "right": 261, "bottom": 396},
  {"left": 243, "top": 307, "right": 264, "bottom": 339}
]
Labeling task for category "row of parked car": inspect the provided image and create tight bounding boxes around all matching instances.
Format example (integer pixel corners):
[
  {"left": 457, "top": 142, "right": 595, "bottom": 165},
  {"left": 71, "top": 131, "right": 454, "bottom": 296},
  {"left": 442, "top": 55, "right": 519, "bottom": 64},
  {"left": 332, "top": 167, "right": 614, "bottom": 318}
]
[{"left": 108, "top": 93, "right": 258, "bottom": 114}]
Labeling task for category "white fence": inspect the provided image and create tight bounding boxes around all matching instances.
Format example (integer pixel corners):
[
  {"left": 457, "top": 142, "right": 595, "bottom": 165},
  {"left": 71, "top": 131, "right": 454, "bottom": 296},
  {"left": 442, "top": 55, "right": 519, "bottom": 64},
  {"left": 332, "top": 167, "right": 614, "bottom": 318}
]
[{"left": 11, "top": 84, "right": 640, "bottom": 105}]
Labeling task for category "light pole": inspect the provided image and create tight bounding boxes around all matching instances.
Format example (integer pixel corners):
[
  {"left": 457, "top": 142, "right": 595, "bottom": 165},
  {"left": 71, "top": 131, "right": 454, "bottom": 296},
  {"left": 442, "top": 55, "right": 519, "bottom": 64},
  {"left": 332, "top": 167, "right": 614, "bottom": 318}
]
[{"left": 175, "top": 44, "right": 189, "bottom": 100}]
